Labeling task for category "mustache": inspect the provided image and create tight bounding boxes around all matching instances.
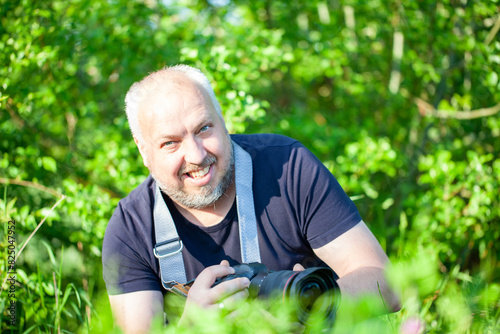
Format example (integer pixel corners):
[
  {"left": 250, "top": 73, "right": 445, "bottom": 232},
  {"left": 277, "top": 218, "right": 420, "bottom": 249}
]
[{"left": 179, "top": 155, "right": 217, "bottom": 175}]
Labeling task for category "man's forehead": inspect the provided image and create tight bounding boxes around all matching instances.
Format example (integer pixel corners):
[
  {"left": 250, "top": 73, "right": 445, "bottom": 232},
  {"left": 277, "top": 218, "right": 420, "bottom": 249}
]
[
  {"left": 148, "top": 74, "right": 199, "bottom": 96},
  {"left": 142, "top": 78, "right": 207, "bottom": 109},
  {"left": 136, "top": 78, "right": 214, "bottom": 131}
]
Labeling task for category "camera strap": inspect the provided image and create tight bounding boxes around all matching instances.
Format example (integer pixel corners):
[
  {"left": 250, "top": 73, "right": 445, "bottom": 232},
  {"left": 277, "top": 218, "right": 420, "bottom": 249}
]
[{"left": 153, "top": 140, "right": 261, "bottom": 294}]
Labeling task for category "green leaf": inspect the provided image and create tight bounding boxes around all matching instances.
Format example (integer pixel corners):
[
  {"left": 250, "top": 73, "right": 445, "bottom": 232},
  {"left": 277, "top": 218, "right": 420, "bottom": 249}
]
[
  {"left": 382, "top": 198, "right": 394, "bottom": 210},
  {"left": 41, "top": 240, "right": 57, "bottom": 268},
  {"left": 41, "top": 157, "right": 57, "bottom": 172}
]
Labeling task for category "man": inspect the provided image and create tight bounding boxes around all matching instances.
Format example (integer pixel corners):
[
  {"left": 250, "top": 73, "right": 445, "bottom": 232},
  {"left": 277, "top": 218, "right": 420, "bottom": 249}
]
[{"left": 102, "top": 65, "right": 399, "bottom": 333}]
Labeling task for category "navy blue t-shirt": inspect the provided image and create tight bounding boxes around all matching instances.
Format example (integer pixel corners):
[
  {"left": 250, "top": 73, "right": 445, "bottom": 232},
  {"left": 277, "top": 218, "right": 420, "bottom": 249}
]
[{"left": 102, "top": 134, "right": 361, "bottom": 295}]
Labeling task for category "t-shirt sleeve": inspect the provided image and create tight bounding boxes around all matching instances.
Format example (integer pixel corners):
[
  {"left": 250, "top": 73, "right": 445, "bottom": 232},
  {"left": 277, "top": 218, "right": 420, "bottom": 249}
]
[
  {"left": 287, "top": 143, "right": 362, "bottom": 249},
  {"left": 102, "top": 201, "right": 162, "bottom": 295}
]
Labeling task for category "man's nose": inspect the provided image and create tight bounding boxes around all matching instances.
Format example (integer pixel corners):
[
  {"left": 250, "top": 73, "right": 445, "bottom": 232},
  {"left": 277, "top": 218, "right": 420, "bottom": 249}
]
[{"left": 183, "top": 137, "right": 207, "bottom": 165}]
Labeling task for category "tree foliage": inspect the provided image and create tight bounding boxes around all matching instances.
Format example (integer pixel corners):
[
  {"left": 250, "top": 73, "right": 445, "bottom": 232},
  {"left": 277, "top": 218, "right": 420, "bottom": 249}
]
[{"left": 1, "top": 0, "right": 499, "bottom": 332}]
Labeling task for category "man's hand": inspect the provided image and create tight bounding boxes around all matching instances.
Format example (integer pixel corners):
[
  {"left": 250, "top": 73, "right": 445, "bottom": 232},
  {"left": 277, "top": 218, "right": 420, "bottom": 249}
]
[{"left": 181, "top": 260, "right": 250, "bottom": 322}]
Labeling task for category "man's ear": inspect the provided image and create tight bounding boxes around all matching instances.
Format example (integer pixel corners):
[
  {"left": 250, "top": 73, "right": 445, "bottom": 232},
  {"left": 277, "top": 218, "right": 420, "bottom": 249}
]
[{"left": 134, "top": 136, "right": 149, "bottom": 168}]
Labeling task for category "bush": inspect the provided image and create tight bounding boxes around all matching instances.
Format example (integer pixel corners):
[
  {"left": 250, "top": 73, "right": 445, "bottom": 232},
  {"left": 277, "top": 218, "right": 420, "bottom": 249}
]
[{"left": 1, "top": 0, "right": 499, "bottom": 332}]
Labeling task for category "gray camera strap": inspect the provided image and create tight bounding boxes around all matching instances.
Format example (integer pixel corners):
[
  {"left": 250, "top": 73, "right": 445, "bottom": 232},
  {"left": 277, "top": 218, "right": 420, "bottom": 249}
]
[{"left": 153, "top": 140, "right": 261, "bottom": 292}]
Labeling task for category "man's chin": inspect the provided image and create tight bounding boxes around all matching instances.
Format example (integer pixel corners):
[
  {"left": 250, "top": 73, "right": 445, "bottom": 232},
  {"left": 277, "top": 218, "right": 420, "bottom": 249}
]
[
  {"left": 169, "top": 192, "right": 221, "bottom": 210},
  {"left": 156, "top": 182, "right": 222, "bottom": 209}
]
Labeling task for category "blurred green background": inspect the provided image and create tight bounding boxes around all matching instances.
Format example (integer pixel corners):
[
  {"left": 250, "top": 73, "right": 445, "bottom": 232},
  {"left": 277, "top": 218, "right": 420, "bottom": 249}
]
[{"left": 1, "top": 0, "right": 499, "bottom": 333}]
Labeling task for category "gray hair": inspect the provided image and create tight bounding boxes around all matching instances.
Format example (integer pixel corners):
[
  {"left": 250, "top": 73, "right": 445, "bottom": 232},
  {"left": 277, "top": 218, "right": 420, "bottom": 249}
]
[{"left": 124, "top": 65, "right": 223, "bottom": 141}]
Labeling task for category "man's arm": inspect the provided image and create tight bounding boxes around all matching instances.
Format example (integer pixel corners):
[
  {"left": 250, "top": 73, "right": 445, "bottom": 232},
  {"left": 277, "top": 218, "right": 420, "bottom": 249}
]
[
  {"left": 313, "top": 221, "right": 400, "bottom": 311},
  {"left": 108, "top": 290, "right": 164, "bottom": 334}
]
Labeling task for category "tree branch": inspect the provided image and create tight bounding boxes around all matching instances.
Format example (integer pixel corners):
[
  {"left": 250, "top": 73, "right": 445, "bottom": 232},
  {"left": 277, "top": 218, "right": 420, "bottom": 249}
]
[
  {"left": 485, "top": 14, "right": 500, "bottom": 46},
  {"left": 0, "top": 177, "right": 63, "bottom": 198},
  {"left": 414, "top": 98, "right": 500, "bottom": 120}
]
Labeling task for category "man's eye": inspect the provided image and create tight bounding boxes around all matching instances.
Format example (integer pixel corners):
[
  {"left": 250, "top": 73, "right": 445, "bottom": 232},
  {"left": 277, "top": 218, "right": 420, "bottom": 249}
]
[
  {"left": 162, "top": 141, "right": 175, "bottom": 148},
  {"left": 200, "top": 124, "right": 213, "bottom": 133}
]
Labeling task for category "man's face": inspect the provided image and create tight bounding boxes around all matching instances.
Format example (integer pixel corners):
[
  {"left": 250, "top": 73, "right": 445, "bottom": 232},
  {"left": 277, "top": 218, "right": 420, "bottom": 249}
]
[{"left": 135, "top": 79, "right": 234, "bottom": 209}]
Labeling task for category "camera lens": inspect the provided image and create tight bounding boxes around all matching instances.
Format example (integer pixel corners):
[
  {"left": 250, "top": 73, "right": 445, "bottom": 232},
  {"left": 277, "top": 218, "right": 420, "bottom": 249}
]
[
  {"left": 213, "top": 264, "right": 340, "bottom": 326},
  {"left": 289, "top": 268, "right": 338, "bottom": 324},
  {"left": 253, "top": 267, "right": 339, "bottom": 325},
  {"left": 256, "top": 271, "right": 289, "bottom": 296},
  {"left": 298, "top": 281, "right": 322, "bottom": 311}
]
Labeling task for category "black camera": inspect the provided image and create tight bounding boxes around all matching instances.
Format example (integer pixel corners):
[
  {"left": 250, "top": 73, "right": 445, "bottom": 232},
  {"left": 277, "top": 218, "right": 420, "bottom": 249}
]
[{"left": 214, "top": 263, "right": 340, "bottom": 325}]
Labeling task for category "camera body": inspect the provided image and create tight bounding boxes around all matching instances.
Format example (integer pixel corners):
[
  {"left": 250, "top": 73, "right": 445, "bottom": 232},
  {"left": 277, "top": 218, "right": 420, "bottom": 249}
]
[{"left": 214, "top": 263, "right": 340, "bottom": 325}]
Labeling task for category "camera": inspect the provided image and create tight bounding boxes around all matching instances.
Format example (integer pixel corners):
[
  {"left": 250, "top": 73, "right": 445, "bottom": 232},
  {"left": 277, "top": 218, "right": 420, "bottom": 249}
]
[{"left": 214, "top": 263, "right": 340, "bottom": 325}]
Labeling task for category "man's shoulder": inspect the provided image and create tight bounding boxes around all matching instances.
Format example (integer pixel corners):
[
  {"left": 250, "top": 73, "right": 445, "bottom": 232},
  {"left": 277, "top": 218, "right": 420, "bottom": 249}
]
[
  {"left": 114, "top": 175, "right": 155, "bottom": 218},
  {"left": 231, "top": 133, "right": 300, "bottom": 151},
  {"left": 104, "top": 175, "right": 155, "bottom": 249}
]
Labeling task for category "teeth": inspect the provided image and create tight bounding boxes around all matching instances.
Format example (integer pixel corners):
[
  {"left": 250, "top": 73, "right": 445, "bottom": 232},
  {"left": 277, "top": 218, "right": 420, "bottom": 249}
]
[{"left": 189, "top": 166, "right": 210, "bottom": 179}]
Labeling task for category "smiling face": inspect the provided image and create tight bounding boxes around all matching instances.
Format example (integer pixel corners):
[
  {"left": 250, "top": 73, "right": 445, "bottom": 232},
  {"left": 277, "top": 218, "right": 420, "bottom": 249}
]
[{"left": 135, "top": 76, "right": 234, "bottom": 209}]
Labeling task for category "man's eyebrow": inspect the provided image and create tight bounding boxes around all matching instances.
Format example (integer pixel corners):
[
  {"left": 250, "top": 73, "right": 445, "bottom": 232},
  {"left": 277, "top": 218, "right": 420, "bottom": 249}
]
[
  {"left": 152, "top": 115, "right": 213, "bottom": 143},
  {"left": 195, "top": 118, "right": 210, "bottom": 128},
  {"left": 153, "top": 133, "right": 176, "bottom": 143},
  {"left": 193, "top": 114, "right": 213, "bottom": 129}
]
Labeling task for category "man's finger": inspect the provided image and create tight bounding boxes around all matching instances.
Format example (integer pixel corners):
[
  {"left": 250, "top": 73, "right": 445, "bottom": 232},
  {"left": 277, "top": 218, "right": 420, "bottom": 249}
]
[
  {"left": 210, "top": 288, "right": 249, "bottom": 312},
  {"left": 221, "top": 287, "right": 249, "bottom": 306},
  {"left": 195, "top": 264, "right": 235, "bottom": 286},
  {"left": 293, "top": 263, "right": 305, "bottom": 271},
  {"left": 211, "top": 277, "right": 250, "bottom": 301}
]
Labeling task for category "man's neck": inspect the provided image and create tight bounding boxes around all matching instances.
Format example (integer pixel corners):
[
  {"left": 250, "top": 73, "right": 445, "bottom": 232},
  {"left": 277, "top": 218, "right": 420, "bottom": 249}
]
[{"left": 173, "top": 182, "right": 236, "bottom": 227}]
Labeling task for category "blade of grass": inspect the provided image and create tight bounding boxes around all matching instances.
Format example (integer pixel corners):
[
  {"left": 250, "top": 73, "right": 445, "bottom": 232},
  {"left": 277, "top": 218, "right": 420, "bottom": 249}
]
[
  {"left": 53, "top": 272, "right": 60, "bottom": 334},
  {"left": 0, "top": 195, "right": 66, "bottom": 296},
  {"left": 15, "top": 195, "right": 66, "bottom": 263}
]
